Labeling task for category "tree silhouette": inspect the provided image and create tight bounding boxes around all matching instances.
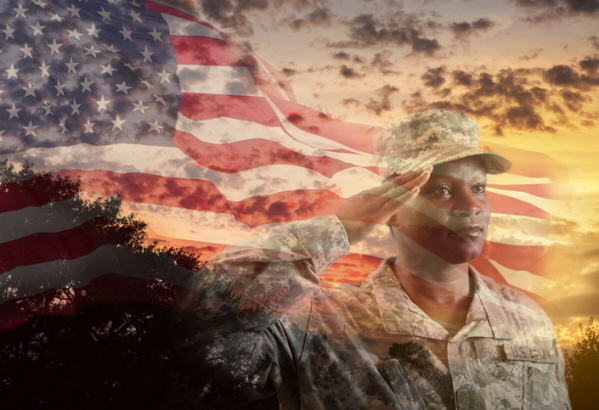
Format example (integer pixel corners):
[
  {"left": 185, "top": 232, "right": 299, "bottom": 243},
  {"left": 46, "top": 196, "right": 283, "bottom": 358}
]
[
  {"left": 566, "top": 317, "right": 599, "bottom": 410},
  {"left": 0, "top": 162, "right": 280, "bottom": 409}
]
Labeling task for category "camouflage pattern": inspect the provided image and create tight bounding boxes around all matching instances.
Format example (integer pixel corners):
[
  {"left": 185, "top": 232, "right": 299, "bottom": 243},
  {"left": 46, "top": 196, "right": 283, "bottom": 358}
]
[
  {"left": 189, "top": 216, "right": 571, "bottom": 409},
  {"left": 375, "top": 109, "right": 512, "bottom": 177}
]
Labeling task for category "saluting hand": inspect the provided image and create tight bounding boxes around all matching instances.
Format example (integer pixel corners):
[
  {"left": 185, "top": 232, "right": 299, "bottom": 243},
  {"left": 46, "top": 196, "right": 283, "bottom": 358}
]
[{"left": 335, "top": 165, "right": 432, "bottom": 245}]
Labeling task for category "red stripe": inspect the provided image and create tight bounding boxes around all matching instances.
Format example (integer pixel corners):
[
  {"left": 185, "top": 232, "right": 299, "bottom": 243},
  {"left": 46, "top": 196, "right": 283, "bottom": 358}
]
[
  {"left": 0, "top": 274, "right": 190, "bottom": 331},
  {"left": 0, "top": 218, "right": 124, "bottom": 274},
  {"left": 268, "top": 94, "right": 381, "bottom": 153},
  {"left": 57, "top": 169, "right": 347, "bottom": 227},
  {"left": 173, "top": 130, "right": 367, "bottom": 177},
  {"left": 487, "top": 191, "right": 551, "bottom": 219},
  {"left": 0, "top": 174, "right": 78, "bottom": 213},
  {"left": 178, "top": 93, "right": 280, "bottom": 125},
  {"left": 171, "top": 36, "right": 245, "bottom": 66}
]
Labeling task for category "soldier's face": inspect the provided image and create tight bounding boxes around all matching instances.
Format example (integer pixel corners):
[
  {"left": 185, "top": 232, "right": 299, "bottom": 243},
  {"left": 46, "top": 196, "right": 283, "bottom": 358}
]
[{"left": 392, "top": 157, "right": 491, "bottom": 265}]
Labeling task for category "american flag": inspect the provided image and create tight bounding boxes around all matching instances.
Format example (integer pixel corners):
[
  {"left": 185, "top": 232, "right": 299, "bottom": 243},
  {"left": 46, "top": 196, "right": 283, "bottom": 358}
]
[{"left": 0, "top": 0, "right": 569, "bottom": 331}]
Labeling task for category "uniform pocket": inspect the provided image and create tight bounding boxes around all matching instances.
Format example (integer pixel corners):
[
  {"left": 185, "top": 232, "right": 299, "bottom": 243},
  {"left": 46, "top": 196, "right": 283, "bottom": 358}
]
[{"left": 521, "top": 365, "right": 557, "bottom": 410}]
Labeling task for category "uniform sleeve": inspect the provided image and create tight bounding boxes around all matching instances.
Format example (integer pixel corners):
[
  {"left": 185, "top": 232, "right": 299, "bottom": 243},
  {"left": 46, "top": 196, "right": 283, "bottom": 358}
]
[{"left": 185, "top": 215, "right": 350, "bottom": 331}]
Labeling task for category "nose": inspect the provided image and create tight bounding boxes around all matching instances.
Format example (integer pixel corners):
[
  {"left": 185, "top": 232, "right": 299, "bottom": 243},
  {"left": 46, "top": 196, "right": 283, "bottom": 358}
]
[{"left": 450, "top": 191, "right": 482, "bottom": 218}]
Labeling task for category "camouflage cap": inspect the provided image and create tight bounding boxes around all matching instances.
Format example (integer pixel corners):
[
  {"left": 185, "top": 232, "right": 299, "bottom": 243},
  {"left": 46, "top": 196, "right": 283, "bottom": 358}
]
[{"left": 376, "top": 109, "right": 512, "bottom": 177}]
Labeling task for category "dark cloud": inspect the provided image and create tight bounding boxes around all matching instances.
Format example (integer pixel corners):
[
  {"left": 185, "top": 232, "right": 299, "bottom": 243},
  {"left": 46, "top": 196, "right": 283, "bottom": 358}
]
[
  {"left": 519, "top": 49, "right": 543, "bottom": 61},
  {"left": 341, "top": 98, "right": 361, "bottom": 106},
  {"left": 366, "top": 85, "right": 399, "bottom": 115},
  {"left": 450, "top": 18, "right": 496, "bottom": 38},
  {"left": 332, "top": 51, "right": 351, "bottom": 60},
  {"left": 370, "top": 52, "right": 400, "bottom": 75},
  {"left": 339, "top": 65, "right": 365, "bottom": 79},
  {"left": 513, "top": 0, "right": 599, "bottom": 21},
  {"left": 404, "top": 63, "right": 599, "bottom": 134},
  {"left": 452, "top": 70, "right": 474, "bottom": 86},
  {"left": 290, "top": 6, "right": 334, "bottom": 30},
  {"left": 590, "top": 36, "right": 599, "bottom": 50},
  {"left": 580, "top": 57, "right": 599, "bottom": 73},
  {"left": 281, "top": 67, "right": 298, "bottom": 76},
  {"left": 421, "top": 66, "right": 446, "bottom": 88},
  {"left": 328, "top": 13, "right": 441, "bottom": 55}
]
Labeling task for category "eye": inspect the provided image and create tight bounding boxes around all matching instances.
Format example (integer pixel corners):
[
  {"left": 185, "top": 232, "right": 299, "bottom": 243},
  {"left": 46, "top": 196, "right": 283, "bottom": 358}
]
[
  {"left": 473, "top": 184, "right": 486, "bottom": 193},
  {"left": 433, "top": 186, "right": 451, "bottom": 196}
]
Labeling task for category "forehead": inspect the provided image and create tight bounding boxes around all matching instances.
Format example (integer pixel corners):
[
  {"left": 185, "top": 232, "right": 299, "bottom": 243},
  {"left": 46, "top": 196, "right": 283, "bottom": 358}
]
[{"left": 430, "top": 157, "right": 487, "bottom": 180}]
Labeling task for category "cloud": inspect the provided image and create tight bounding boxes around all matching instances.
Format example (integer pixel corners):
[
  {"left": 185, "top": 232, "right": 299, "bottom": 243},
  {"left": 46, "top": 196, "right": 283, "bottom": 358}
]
[
  {"left": 580, "top": 56, "right": 599, "bottom": 73},
  {"left": 339, "top": 65, "right": 365, "bottom": 79},
  {"left": 328, "top": 13, "right": 441, "bottom": 55},
  {"left": 366, "top": 84, "right": 399, "bottom": 115},
  {"left": 421, "top": 66, "right": 446, "bottom": 88},
  {"left": 289, "top": 6, "right": 334, "bottom": 30},
  {"left": 589, "top": 35, "right": 599, "bottom": 50},
  {"left": 370, "top": 52, "right": 401, "bottom": 75},
  {"left": 449, "top": 18, "right": 496, "bottom": 38},
  {"left": 512, "top": 0, "right": 599, "bottom": 22}
]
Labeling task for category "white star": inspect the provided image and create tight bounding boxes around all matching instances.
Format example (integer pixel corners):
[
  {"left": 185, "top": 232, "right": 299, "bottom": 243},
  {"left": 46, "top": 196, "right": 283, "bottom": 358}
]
[
  {"left": 48, "top": 40, "right": 62, "bottom": 54},
  {"left": 58, "top": 119, "right": 68, "bottom": 134},
  {"left": 0, "top": 129, "right": 4, "bottom": 141},
  {"left": 0, "top": 89, "right": 4, "bottom": 102},
  {"left": 2, "top": 25, "right": 15, "bottom": 39},
  {"left": 54, "top": 79, "right": 66, "bottom": 96},
  {"left": 123, "top": 62, "right": 135, "bottom": 71},
  {"left": 66, "top": 5, "right": 81, "bottom": 17},
  {"left": 96, "top": 95, "right": 111, "bottom": 112},
  {"left": 65, "top": 58, "right": 79, "bottom": 73},
  {"left": 100, "top": 63, "right": 116, "bottom": 76},
  {"left": 22, "top": 82, "right": 36, "bottom": 97},
  {"left": 50, "top": 14, "right": 63, "bottom": 22},
  {"left": 149, "top": 27, "right": 163, "bottom": 42},
  {"left": 7, "top": 104, "right": 21, "bottom": 119},
  {"left": 80, "top": 77, "right": 93, "bottom": 92},
  {"left": 86, "top": 23, "right": 101, "bottom": 38},
  {"left": 153, "top": 94, "right": 167, "bottom": 105},
  {"left": 39, "top": 61, "right": 50, "bottom": 77},
  {"left": 115, "top": 81, "right": 132, "bottom": 94},
  {"left": 111, "top": 115, "right": 125, "bottom": 131},
  {"left": 130, "top": 0, "right": 141, "bottom": 6},
  {"left": 148, "top": 120, "right": 163, "bottom": 133},
  {"left": 5, "top": 64, "right": 19, "bottom": 79},
  {"left": 83, "top": 119, "right": 95, "bottom": 133},
  {"left": 31, "top": 21, "right": 46, "bottom": 36},
  {"left": 140, "top": 46, "right": 154, "bottom": 63},
  {"left": 130, "top": 9, "right": 142, "bottom": 23},
  {"left": 139, "top": 79, "right": 153, "bottom": 88},
  {"left": 98, "top": 7, "right": 111, "bottom": 21},
  {"left": 157, "top": 69, "right": 171, "bottom": 84},
  {"left": 20, "top": 44, "right": 33, "bottom": 58},
  {"left": 67, "top": 29, "right": 82, "bottom": 40},
  {"left": 32, "top": 0, "right": 46, "bottom": 7},
  {"left": 105, "top": 44, "right": 119, "bottom": 54},
  {"left": 119, "top": 26, "right": 133, "bottom": 41},
  {"left": 24, "top": 122, "right": 38, "bottom": 137},
  {"left": 13, "top": 4, "right": 28, "bottom": 18},
  {"left": 106, "top": 0, "right": 116, "bottom": 4},
  {"left": 41, "top": 101, "right": 53, "bottom": 116},
  {"left": 132, "top": 100, "right": 149, "bottom": 113},
  {"left": 84, "top": 45, "right": 99, "bottom": 57},
  {"left": 70, "top": 99, "right": 81, "bottom": 115}
]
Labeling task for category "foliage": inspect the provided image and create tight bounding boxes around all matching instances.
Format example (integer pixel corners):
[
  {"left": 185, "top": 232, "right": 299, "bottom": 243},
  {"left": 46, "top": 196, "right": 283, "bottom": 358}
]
[{"left": 565, "top": 317, "right": 599, "bottom": 410}]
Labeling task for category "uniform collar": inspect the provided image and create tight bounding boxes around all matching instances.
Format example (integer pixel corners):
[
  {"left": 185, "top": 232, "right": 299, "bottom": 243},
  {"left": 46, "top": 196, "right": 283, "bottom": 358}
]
[{"left": 368, "top": 259, "right": 514, "bottom": 341}]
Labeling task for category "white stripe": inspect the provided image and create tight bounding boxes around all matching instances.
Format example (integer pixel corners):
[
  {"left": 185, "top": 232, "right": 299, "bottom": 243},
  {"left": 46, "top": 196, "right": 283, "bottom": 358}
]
[
  {"left": 486, "top": 173, "right": 552, "bottom": 186},
  {"left": 0, "top": 199, "right": 97, "bottom": 244},
  {"left": 161, "top": 13, "right": 223, "bottom": 39},
  {"left": 4, "top": 144, "right": 381, "bottom": 200},
  {"left": 120, "top": 202, "right": 563, "bottom": 249},
  {"left": 489, "top": 260, "right": 555, "bottom": 299},
  {"left": 0, "top": 244, "right": 193, "bottom": 303},
  {"left": 488, "top": 214, "right": 567, "bottom": 247},
  {"left": 177, "top": 65, "right": 261, "bottom": 96},
  {"left": 175, "top": 114, "right": 379, "bottom": 168},
  {"left": 487, "top": 186, "right": 568, "bottom": 217}
]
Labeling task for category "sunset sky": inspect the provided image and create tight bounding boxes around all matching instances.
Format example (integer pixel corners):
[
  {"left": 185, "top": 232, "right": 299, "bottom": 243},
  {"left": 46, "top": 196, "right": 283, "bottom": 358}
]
[{"left": 149, "top": 0, "right": 599, "bottom": 349}]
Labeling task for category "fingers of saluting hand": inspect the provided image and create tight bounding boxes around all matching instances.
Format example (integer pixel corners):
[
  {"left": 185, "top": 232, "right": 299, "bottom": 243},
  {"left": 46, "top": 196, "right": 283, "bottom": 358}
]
[{"left": 368, "top": 164, "right": 433, "bottom": 203}]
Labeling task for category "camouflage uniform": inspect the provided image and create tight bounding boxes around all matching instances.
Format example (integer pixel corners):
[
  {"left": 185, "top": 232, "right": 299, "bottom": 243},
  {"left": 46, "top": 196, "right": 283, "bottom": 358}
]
[{"left": 190, "top": 215, "right": 571, "bottom": 410}]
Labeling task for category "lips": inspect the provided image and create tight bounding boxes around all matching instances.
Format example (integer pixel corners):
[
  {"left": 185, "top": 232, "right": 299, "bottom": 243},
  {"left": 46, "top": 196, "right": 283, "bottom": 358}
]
[{"left": 454, "top": 224, "right": 484, "bottom": 238}]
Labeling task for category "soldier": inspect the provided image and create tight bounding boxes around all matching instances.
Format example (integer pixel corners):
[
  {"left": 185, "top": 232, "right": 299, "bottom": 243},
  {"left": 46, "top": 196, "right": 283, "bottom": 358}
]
[{"left": 187, "top": 109, "right": 571, "bottom": 409}]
